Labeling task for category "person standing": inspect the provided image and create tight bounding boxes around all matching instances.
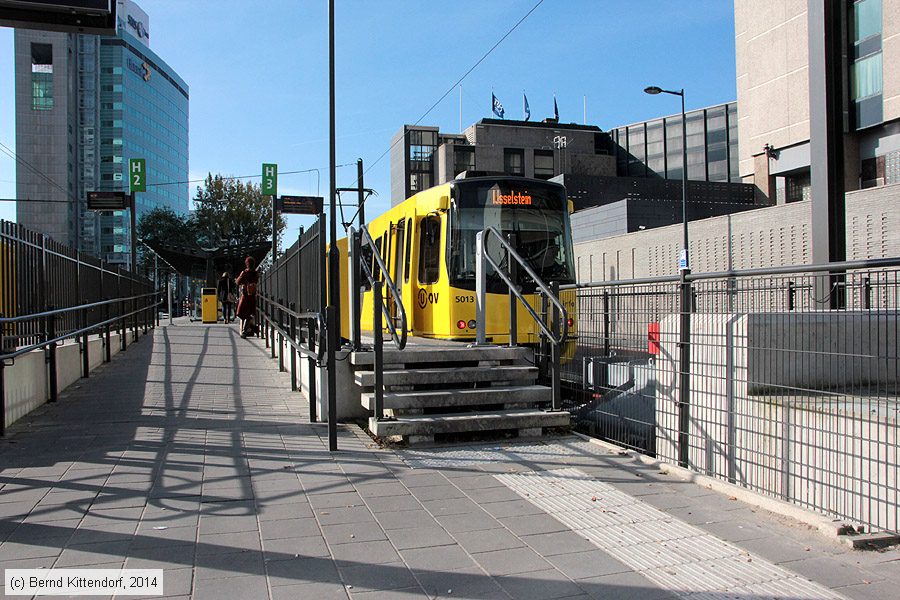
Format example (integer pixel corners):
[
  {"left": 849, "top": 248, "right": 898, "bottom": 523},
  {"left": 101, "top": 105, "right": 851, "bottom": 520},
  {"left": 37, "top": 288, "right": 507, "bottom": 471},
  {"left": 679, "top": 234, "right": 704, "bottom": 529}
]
[
  {"left": 217, "top": 271, "right": 236, "bottom": 323},
  {"left": 235, "top": 256, "right": 259, "bottom": 338}
]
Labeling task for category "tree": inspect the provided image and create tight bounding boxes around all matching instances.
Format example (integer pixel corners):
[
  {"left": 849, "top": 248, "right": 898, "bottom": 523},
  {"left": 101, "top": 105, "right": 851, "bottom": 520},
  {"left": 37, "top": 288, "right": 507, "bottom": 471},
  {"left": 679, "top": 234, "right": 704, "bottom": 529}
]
[
  {"left": 192, "top": 173, "right": 286, "bottom": 249},
  {"left": 136, "top": 206, "right": 197, "bottom": 247}
]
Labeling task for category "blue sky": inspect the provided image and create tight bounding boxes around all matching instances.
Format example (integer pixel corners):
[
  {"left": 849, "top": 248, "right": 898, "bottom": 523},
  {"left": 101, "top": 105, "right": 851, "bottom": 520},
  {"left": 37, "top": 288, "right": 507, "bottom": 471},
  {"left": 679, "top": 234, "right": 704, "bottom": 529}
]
[{"left": 0, "top": 0, "right": 737, "bottom": 238}]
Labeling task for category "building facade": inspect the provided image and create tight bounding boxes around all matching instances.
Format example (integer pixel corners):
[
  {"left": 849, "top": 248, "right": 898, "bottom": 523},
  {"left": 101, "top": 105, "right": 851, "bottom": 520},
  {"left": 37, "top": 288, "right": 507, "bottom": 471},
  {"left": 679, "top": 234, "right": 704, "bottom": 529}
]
[
  {"left": 14, "top": 0, "right": 188, "bottom": 267},
  {"left": 735, "top": 0, "right": 899, "bottom": 202}
]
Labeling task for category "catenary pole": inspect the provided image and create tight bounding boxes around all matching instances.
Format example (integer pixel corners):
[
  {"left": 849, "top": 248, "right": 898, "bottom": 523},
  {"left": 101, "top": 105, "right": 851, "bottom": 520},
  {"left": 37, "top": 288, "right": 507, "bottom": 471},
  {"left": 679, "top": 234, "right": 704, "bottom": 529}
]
[{"left": 326, "top": 0, "right": 338, "bottom": 451}]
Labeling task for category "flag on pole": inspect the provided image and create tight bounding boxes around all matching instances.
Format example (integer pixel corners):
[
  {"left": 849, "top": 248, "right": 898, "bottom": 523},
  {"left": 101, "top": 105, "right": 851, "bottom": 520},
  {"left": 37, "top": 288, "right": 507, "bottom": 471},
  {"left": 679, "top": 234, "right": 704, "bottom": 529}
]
[
  {"left": 524, "top": 93, "right": 531, "bottom": 121},
  {"left": 492, "top": 93, "right": 505, "bottom": 119},
  {"left": 553, "top": 95, "right": 559, "bottom": 121}
]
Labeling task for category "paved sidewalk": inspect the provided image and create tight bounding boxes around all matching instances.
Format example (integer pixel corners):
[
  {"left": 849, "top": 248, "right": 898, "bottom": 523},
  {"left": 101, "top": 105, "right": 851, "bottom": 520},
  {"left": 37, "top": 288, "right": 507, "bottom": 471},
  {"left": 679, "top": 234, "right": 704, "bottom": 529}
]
[{"left": 1, "top": 321, "right": 898, "bottom": 599}]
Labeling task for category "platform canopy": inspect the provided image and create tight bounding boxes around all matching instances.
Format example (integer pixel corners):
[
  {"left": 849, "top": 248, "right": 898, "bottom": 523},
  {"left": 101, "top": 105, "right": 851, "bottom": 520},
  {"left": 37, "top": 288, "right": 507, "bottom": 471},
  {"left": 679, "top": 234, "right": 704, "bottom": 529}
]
[{"left": 143, "top": 240, "right": 271, "bottom": 285}]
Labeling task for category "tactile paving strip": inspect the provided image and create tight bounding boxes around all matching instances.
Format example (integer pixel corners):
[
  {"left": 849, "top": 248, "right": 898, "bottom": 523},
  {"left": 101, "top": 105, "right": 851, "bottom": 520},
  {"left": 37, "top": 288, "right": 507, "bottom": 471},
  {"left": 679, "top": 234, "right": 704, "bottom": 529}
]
[{"left": 496, "top": 468, "right": 846, "bottom": 599}]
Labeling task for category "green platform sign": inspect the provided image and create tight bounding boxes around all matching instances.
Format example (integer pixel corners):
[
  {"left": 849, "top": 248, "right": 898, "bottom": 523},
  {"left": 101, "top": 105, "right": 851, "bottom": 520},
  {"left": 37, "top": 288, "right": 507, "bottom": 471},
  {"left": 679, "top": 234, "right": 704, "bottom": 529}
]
[
  {"left": 262, "top": 163, "right": 277, "bottom": 196},
  {"left": 129, "top": 158, "right": 146, "bottom": 193}
]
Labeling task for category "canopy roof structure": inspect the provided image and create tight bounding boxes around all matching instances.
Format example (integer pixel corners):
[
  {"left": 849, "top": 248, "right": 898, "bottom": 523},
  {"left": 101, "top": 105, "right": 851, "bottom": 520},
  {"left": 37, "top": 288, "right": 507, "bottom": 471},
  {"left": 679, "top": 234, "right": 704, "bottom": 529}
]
[{"left": 143, "top": 240, "right": 271, "bottom": 285}]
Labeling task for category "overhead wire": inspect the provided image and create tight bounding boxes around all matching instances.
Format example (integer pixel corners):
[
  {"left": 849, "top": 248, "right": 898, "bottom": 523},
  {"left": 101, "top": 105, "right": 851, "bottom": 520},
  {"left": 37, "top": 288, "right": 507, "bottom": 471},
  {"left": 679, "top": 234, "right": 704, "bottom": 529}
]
[{"left": 344, "top": 0, "right": 546, "bottom": 226}]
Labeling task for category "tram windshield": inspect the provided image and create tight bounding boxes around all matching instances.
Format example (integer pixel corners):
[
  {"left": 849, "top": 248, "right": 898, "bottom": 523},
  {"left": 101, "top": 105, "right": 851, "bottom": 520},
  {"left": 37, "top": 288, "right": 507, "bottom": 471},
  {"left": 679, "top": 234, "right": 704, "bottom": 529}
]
[{"left": 449, "top": 179, "right": 575, "bottom": 293}]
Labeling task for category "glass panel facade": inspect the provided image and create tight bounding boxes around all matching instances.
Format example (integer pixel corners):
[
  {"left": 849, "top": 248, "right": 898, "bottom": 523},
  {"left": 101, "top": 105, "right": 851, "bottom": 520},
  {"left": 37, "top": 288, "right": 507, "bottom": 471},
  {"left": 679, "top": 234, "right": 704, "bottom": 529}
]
[
  {"left": 30, "top": 43, "right": 53, "bottom": 110},
  {"left": 728, "top": 103, "right": 739, "bottom": 182},
  {"left": 854, "top": 0, "right": 882, "bottom": 41},
  {"left": 706, "top": 106, "right": 728, "bottom": 182},
  {"left": 664, "top": 116, "right": 683, "bottom": 181},
  {"left": 626, "top": 125, "right": 646, "bottom": 177},
  {"left": 646, "top": 121, "right": 665, "bottom": 177},
  {"left": 685, "top": 111, "right": 706, "bottom": 180},
  {"left": 850, "top": 0, "right": 883, "bottom": 129},
  {"left": 851, "top": 53, "right": 883, "bottom": 100}
]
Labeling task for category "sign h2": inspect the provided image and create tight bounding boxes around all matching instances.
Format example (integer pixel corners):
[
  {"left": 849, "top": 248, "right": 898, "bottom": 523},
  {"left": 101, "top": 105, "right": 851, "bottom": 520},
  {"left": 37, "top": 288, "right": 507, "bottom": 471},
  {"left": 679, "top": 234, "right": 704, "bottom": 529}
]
[
  {"left": 262, "top": 163, "right": 278, "bottom": 197},
  {"left": 129, "top": 158, "right": 146, "bottom": 193}
]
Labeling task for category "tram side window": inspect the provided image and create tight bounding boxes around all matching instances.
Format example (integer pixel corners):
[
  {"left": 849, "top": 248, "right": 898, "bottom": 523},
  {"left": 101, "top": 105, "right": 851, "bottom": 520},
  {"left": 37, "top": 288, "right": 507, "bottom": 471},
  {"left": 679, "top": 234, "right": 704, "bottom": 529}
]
[
  {"left": 418, "top": 216, "right": 441, "bottom": 284},
  {"left": 404, "top": 219, "right": 412, "bottom": 283}
]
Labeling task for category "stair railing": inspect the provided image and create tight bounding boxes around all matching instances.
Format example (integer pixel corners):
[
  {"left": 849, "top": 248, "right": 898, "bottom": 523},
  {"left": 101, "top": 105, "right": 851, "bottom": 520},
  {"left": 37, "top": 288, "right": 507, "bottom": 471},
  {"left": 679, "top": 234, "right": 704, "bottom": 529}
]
[
  {"left": 474, "top": 226, "right": 568, "bottom": 411},
  {"left": 348, "top": 225, "right": 408, "bottom": 422}
]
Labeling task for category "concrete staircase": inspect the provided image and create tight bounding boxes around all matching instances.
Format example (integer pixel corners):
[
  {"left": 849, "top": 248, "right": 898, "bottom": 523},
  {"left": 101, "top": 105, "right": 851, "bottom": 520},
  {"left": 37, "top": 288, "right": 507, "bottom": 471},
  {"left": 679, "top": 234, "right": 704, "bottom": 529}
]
[{"left": 351, "top": 344, "right": 570, "bottom": 444}]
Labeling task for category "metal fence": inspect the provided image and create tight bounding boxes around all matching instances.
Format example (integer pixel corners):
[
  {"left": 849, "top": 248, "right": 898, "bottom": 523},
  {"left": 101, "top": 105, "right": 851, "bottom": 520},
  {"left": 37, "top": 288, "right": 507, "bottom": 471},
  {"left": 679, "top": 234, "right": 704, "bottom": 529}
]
[
  {"left": 1, "top": 220, "right": 155, "bottom": 350},
  {"left": 261, "top": 220, "right": 323, "bottom": 315},
  {"left": 563, "top": 259, "right": 900, "bottom": 534}
]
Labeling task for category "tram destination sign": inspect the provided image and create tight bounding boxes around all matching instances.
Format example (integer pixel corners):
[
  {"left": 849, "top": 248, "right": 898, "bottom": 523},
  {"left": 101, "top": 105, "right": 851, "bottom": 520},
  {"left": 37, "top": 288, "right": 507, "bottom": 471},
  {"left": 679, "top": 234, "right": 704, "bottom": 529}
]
[
  {"left": 87, "top": 190, "right": 130, "bottom": 211},
  {"left": 278, "top": 195, "right": 323, "bottom": 215}
]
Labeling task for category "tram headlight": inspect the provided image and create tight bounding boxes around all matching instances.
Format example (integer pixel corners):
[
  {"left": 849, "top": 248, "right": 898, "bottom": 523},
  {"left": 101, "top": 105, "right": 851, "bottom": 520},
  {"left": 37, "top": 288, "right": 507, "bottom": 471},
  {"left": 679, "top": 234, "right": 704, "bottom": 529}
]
[
  {"left": 567, "top": 317, "right": 574, "bottom": 328},
  {"left": 456, "top": 320, "right": 467, "bottom": 330}
]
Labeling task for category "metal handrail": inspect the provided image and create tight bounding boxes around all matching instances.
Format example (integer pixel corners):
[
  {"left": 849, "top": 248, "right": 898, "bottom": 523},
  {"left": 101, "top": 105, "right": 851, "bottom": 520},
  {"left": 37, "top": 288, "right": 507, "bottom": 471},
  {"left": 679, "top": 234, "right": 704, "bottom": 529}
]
[
  {"left": 476, "top": 226, "right": 569, "bottom": 345},
  {"left": 257, "top": 293, "right": 325, "bottom": 362},
  {"left": 356, "top": 225, "right": 407, "bottom": 350},
  {"left": 0, "top": 293, "right": 162, "bottom": 362},
  {"left": 0, "top": 292, "right": 159, "bottom": 324}
]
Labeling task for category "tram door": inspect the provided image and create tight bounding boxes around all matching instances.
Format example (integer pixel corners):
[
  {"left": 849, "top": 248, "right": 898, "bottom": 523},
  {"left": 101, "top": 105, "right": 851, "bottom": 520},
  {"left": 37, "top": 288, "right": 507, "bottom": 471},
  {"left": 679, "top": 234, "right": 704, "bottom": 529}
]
[{"left": 389, "top": 219, "right": 405, "bottom": 326}]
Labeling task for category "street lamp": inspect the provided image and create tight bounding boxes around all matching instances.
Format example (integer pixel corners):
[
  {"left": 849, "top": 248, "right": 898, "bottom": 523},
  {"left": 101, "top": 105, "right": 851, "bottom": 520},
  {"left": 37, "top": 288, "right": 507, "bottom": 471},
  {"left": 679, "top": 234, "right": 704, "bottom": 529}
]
[
  {"left": 646, "top": 85, "right": 692, "bottom": 470},
  {"left": 644, "top": 85, "right": 689, "bottom": 273}
]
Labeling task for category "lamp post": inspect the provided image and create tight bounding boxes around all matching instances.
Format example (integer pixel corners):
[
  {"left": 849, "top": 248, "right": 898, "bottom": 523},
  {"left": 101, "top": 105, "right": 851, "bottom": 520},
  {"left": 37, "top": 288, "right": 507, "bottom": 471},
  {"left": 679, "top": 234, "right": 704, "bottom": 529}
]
[
  {"left": 644, "top": 86, "right": 689, "bottom": 272},
  {"left": 645, "top": 85, "right": 691, "bottom": 469}
]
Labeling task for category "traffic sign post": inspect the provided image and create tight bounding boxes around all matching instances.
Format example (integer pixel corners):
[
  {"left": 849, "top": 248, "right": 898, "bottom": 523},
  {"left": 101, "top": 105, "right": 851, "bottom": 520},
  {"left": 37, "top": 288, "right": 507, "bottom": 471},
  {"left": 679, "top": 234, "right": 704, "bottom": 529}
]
[
  {"left": 263, "top": 163, "right": 278, "bottom": 262},
  {"left": 129, "top": 158, "right": 146, "bottom": 273}
]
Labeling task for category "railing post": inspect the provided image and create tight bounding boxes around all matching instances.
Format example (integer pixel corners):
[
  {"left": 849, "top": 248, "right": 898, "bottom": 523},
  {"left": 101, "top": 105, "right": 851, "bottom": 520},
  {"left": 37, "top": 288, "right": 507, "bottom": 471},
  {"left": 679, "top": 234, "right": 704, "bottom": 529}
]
[
  {"left": 120, "top": 298, "right": 127, "bottom": 351},
  {"left": 602, "top": 290, "right": 610, "bottom": 356},
  {"left": 277, "top": 299, "right": 285, "bottom": 372},
  {"left": 678, "top": 275, "right": 693, "bottom": 469},
  {"left": 308, "top": 317, "right": 317, "bottom": 422},
  {"left": 80, "top": 308, "right": 89, "bottom": 378},
  {"left": 507, "top": 233, "right": 517, "bottom": 347},
  {"left": 475, "top": 230, "right": 488, "bottom": 345},
  {"left": 270, "top": 301, "right": 277, "bottom": 359},
  {"left": 549, "top": 282, "right": 561, "bottom": 411},
  {"left": 373, "top": 280, "right": 384, "bottom": 421},
  {"left": 289, "top": 303, "right": 297, "bottom": 391},
  {"left": 862, "top": 276, "right": 871, "bottom": 309},
  {"left": 263, "top": 299, "right": 269, "bottom": 347},
  {"left": 0, "top": 363, "right": 5, "bottom": 437},
  {"left": 348, "top": 227, "right": 361, "bottom": 351},
  {"left": 46, "top": 307, "right": 58, "bottom": 403},
  {"left": 104, "top": 299, "right": 111, "bottom": 362}
]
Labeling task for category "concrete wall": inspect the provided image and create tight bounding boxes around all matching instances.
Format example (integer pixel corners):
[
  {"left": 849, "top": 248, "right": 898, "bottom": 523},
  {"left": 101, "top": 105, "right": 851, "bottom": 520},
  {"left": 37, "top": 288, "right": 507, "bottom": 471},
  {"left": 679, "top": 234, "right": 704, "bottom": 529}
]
[
  {"left": 574, "top": 183, "right": 900, "bottom": 281},
  {"left": 655, "top": 312, "right": 899, "bottom": 532},
  {"left": 734, "top": 1, "right": 810, "bottom": 181},
  {"left": 4, "top": 331, "right": 134, "bottom": 428},
  {"left": 283, "top": 337, "right": 368, "bottom": 422}
]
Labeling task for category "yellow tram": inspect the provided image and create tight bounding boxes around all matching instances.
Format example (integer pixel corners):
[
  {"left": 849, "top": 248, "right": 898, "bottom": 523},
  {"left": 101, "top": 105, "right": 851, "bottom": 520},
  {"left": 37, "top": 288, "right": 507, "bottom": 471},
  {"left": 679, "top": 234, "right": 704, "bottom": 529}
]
[{"left": 337, "top": 176, "right": 576, "bottom": 349}]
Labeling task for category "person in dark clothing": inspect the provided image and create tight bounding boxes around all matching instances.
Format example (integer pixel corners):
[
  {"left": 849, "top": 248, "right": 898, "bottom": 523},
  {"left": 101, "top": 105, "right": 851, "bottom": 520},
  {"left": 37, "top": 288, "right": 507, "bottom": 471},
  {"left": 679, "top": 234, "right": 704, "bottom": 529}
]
[
  {"left": 235, "top": 256, "right": 259, "bottom": 338},
  {"left": 217, "top": 271, "right": 236, "bottom": 323}
]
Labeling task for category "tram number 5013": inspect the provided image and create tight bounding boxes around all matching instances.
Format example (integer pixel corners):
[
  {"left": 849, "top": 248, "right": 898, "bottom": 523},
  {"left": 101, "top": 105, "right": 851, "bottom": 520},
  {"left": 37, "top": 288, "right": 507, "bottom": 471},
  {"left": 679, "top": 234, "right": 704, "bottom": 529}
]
[{"left": 455, "top": 296, "right": 475, "bottom": 303}]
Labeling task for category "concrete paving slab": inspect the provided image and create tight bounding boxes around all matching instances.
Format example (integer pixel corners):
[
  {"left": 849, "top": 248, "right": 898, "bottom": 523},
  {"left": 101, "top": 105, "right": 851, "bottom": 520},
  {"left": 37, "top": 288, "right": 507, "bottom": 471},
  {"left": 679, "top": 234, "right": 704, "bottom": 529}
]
[{"left": 1, "top": 322, "right": 895, "bottom": 600}]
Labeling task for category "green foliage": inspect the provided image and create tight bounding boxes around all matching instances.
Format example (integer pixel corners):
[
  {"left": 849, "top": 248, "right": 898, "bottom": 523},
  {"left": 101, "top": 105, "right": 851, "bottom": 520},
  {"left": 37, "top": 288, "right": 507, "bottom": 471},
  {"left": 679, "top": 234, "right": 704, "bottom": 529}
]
[
  {"left": 193, "top": 173, "right": 286, "bottom": 249},
  {"left": 136, "top": 206, "right": 196, "bottom": 247}
]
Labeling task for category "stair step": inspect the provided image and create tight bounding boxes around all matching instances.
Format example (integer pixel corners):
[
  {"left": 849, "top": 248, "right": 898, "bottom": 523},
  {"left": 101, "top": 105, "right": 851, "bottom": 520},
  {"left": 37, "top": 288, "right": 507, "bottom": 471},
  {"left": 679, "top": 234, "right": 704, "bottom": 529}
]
[
  {"left": 350, "top": 345, "right": 531, "bottom": 366},
  {"left": 355, "top": 365, "right": 537, "bottom": 387},
  {"left": 368, "top": 409, "right": 570, "bottom": 438},
  {"left": 361, "top": 384, "right": 550, "bottom": 410}
]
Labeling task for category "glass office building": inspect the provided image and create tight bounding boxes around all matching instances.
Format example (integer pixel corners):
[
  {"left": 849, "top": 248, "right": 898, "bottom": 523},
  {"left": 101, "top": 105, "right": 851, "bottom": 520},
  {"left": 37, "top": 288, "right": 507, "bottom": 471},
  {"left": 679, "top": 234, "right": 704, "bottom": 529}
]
[
  {"left": 608, "top": 102, "right": 739, "bottom": 183},
  {"left": 15, "top": 0, "right": 188, "bottom": 267}
]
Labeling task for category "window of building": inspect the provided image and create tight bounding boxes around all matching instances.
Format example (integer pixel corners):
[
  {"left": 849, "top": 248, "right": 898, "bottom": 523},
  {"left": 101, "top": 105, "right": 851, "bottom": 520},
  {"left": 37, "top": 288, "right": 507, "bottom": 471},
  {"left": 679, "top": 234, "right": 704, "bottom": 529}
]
[
  {"left": 785, "top": 172, "right": 811, "bottom": 203},
  {"left": 664, "top": 117, "right": 683, "bottom": 181},
  {"left": 850, "top": 0, "right": 883, "bottom": 128},
  {"left": 454, "top": 146, "right": 475, "bottom": 175},
  {"left": 646, "top": 121, "right": 665, "bottom": 177},
  {"left": 31, "top": 43, "right": 53, "bottom": 110},
  {"left": 503, "top": 148, "right": 524, "bottom": 176},
  {"left": 418, "top": 216, "right": 441, "bottom": 284},
  {"left": 705, "top": 106, "right": 728, "bottom": 182},
  {"left": 534, "top": 150, "right": 555, "bottom": 179},
  {"left": 627, "top": 125, "right": 646, "bottom": 177},
  {"left": 685, "top": 111, "right": 707, "bottom": 180}
]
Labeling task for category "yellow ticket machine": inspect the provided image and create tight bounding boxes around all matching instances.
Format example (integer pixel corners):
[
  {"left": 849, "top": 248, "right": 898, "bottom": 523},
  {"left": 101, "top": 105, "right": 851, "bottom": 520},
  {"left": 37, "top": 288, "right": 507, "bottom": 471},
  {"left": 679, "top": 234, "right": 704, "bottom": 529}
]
[{"left": 201, "top": 287, "right": 218, "bottom": 323}]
